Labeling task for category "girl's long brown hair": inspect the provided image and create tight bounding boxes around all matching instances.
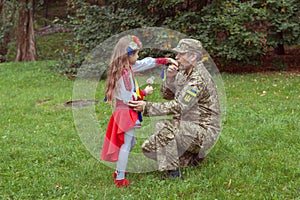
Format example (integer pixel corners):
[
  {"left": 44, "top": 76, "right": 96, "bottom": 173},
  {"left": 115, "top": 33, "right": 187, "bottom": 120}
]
[{"left": 105, "top": 35, "right": 141, "bottom": 104}]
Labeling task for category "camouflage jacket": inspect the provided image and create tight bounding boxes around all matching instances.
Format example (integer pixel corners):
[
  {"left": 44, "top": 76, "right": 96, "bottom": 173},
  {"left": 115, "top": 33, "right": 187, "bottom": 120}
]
[{"left": 144, "top": 62, "right": 220, "bottom": 132}]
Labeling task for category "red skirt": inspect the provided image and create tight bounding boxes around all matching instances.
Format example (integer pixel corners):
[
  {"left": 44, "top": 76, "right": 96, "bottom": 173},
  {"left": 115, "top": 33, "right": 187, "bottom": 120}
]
[{"left": 100, "top": 101, "right": 138, "bottom": 162}]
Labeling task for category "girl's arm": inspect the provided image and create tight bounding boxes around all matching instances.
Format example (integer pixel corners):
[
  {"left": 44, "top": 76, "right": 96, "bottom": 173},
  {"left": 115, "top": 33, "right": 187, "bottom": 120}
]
[{"left": 132, "top": 57, "right": 175, "bottom": 72}]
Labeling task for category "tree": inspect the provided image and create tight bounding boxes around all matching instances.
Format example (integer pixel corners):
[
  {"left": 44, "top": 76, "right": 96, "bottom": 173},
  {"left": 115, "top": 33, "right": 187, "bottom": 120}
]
[
  {"left": 0, "top": 0, "right": 6, "bottom": 13},
  {"left": 44, "top": 0, "right": 49, "bottom": 26},
  {"left": 0, "top": 0, "right": 7, "bottom": 62},
  {"left": 0, "top": 0, "right": 16, "bottom": 62},
  {"left": 256, "top": 0, "right": 300, "bottom": 55},
  {"left": 59, "top": 0, "right": 300, "bottom": 74},
  {"left": 268, "top": 0, "right": 300, "bottom": 55},
  {"left": 15, "top": 0, "right": 37, "bottom": 61},
  {"left": 198, "top": 0, "right": 268, "bottom": 65}
]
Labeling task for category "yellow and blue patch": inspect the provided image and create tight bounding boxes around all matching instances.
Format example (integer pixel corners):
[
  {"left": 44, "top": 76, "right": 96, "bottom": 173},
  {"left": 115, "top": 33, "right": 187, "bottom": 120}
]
[{"left": 182, "top": 88, "right": 198, "bottom": 104}]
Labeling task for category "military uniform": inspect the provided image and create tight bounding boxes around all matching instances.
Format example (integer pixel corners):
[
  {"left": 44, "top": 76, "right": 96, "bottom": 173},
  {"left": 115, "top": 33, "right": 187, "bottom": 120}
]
[{"left": 142, "top": 39, "right": 220, "bottom": 171}]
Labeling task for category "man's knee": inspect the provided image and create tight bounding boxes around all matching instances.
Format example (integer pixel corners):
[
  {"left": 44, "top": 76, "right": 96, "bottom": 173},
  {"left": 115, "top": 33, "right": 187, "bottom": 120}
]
[
  {"left": 142, "top": 139, "right": 157, "bottom": 160},
  {"left": 141, "top": 139, "right": 150, "bottom": 152}
]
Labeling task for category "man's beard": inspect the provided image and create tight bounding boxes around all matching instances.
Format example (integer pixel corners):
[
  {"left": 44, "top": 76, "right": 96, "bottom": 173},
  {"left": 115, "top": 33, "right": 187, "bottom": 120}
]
[{"left": 178, "top": 61, "right": 193, "bottom": 71}]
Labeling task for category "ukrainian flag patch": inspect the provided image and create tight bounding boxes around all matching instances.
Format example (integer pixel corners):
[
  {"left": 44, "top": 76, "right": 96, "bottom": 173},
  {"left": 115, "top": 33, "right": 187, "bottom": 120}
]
[
  {"left": 182, "top": 88, "right": 198, "bottom": 104},
  {"left": 186, "top": 88, "right": 198, "bottom": 97}
]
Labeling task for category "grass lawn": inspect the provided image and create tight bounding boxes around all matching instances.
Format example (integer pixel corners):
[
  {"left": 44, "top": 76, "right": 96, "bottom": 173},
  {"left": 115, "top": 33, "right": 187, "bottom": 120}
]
[{"left": 0, "top": 61, "right": 299, "bottom": 199}]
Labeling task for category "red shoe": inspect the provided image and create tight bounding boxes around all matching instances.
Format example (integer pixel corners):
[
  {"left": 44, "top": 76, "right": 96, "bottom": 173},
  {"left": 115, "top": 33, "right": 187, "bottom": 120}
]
[
  {"left": 114, "top": 179, "right": 130, "bottom": 187},
  {"left": 113, "top": 170, "right": 128, "bottom": 179}
]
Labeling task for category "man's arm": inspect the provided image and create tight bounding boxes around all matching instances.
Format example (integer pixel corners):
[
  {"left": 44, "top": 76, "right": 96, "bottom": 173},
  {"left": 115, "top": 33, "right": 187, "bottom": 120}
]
[
  {"left": 160, "top": 64, "right": 178, "bottom": 100},
  {"left": 161, "top": 80, "right": 175, "bottom": 100}
]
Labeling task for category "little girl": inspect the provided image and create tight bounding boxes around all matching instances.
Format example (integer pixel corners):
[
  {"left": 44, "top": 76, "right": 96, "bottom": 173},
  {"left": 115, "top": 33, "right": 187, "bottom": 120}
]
[{"left": 100, "top": 35, "right": 176, "bottom": 187}]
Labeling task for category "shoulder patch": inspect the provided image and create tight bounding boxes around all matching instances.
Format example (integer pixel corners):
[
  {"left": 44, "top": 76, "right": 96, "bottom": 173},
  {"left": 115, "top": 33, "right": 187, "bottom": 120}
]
[
  {"left": 182, "top": 87, "right": 199, "bottom": 104},
  {"left": 186, "top": 88, "right": 198, "bottom": 97}
]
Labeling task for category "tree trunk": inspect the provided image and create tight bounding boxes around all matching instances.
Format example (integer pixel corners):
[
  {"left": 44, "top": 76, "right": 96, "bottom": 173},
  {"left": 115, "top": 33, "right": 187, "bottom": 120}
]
[
  {"left": 0, "top": 0, "right": 6, "bottom": 14},
  {"left": 274, "top": 31, "right": 285, "bottom": 55},
  {"left": 0, "top": 0, "right": 9, "bottom": 62},
  {"left": 15, "top": 0, "right": 37, "bottom": 62},
  {"left": 44, "top": 0, "right": 48, "bottom": 26},
  {"left": 0, "top": 32, "right": 10, "bottom": 62},
  {"left": 0, "top": 0, "right": 5, "bottom": 62}
]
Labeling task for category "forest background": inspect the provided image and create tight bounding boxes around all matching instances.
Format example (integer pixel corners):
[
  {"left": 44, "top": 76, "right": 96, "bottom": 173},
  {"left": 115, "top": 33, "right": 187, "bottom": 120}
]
[{"left": 0, "top": 0, "right": 299, "bottom": 76}]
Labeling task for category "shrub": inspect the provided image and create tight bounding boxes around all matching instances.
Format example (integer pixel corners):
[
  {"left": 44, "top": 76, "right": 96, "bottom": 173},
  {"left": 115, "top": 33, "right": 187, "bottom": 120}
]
[
  {"left": 58, "top": 0, "right": 154, "bottom": 78},
  {"left": 57, "top": 0, "right": 300, "bottom": 75},
  {"left": 198, "top": 0, "right": 268, "bottom": 65},
  {"left": 263, "top": 0, "right": 300, "bottom": 54},
  {"left": 0, "top": 1, "right": 17, "bottom": 62}
]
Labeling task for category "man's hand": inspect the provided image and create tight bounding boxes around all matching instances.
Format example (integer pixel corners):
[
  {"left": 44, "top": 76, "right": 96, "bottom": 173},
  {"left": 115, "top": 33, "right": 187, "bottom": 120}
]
[
  {"left": 128, "top": 100, "right": 146, "bottom": 112},
  {"left": 166, "top": 64, "right": 179, "bottom": 78},
  {"left": 167, "top": 58, "right": 178, "bottom": 66}
]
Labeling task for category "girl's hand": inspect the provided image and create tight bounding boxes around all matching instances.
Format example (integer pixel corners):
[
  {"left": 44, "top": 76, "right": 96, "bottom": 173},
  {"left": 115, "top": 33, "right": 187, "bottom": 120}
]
[
  {"left": 167, "top": 58, "right": 178, "bottom": 66},
  {"left": 144, "top": 85, "right": 153, "bottom": 95}
]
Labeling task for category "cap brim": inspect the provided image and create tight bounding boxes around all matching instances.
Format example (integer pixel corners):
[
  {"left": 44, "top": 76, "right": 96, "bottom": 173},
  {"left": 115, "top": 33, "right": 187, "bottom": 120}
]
[{"left": 171, "top": 47, "right": 187, "bottom": 53}]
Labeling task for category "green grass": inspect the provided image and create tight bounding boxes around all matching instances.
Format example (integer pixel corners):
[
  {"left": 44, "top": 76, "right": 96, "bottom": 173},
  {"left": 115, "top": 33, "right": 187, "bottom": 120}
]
[{"left": 0, "top": 61, "right": 299, "bottom": 199}]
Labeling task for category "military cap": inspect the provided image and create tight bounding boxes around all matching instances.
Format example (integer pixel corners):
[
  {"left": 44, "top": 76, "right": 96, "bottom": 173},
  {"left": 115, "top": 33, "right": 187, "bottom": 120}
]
[{"left": 172, "top": 38, "right": 204, "bottom": 56}]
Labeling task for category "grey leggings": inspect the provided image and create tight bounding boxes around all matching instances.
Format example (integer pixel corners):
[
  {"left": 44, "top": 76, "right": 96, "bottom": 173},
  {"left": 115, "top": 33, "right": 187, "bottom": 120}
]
[{"left": 116, "top": 128, "right": 136, "bottom": 180}]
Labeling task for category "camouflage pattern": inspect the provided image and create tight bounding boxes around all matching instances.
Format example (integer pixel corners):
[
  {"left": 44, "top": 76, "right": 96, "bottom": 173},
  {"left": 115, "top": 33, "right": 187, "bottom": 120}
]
[
  {"left": 142, "top": 46, "right": 220, "bottom": 171},
  {"left": 172, "top": 38, "right": 204, "bottom": 56}
]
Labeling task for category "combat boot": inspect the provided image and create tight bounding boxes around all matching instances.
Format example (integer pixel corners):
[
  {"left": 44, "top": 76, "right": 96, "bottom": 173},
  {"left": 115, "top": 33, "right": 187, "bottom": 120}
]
[
  {"left": 190, "top": 152, "right": 206, "bottom": 166},
  {"left": 161, "top": 169, "right": 183, "bottom": 180}
]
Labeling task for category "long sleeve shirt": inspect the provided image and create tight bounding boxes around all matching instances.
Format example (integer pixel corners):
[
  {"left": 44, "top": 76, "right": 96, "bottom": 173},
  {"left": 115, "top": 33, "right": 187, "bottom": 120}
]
[{"left": 114, "top": 57, "right": 168, "bottom": 104}]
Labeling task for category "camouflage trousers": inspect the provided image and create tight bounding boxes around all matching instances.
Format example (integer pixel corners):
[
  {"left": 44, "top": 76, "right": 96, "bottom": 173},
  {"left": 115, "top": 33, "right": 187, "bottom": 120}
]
[{"left": 142, "top": 119, "right": 213, "bottom": 171}]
